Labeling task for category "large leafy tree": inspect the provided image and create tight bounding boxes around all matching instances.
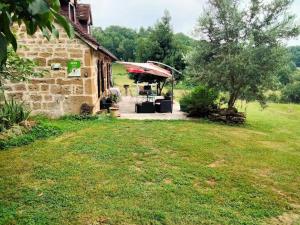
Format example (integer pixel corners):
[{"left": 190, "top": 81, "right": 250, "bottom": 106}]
[
  {"left": 0, "top": 0, "right": 73, "bottom": 69},
  {"left": 187, "top": 0, "right": 299, "bottom": 108},
  {"left": 136, "top": 10, "right": 187, "bottom": 79},
  {"left": 289, "top": 46, "right": 300, "bottom": 67},
  {"left": 148, "top": 10, "right": 174, "bottom": 63},
  {"left": 92, "top": 26, "right": 138, "bottom": 61},
  {"left": 0, "top": 47, "right": 43, "bottom": 84}
]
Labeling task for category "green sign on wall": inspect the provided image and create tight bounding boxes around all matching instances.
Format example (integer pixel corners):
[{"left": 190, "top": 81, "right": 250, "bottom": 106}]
[{"left": 67, "top": 60, "right": 81, "bottom": 77}]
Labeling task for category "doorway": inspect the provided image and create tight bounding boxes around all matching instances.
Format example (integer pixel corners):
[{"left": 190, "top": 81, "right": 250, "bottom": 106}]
[{"left": 97, "top": 60, "right": 105, "bottom": 98}]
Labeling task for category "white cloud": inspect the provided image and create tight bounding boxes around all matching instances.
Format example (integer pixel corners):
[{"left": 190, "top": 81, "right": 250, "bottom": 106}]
[{"left": 82, "top": 0, "right": 300, "bottom": 45}]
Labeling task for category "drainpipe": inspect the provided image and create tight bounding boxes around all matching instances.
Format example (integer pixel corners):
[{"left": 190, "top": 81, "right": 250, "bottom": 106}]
[{"left": 171, "top": 70, "right": 174, "bottom": 113}]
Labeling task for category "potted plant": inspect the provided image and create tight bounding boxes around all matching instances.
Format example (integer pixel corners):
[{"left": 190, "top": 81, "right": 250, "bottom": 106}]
[{"left": 164, "top": 90, "right": 172, "bottom": 100}]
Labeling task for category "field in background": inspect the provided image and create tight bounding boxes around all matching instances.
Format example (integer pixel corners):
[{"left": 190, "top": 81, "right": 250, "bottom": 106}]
[{"left": 0, "top": 103, "right": 300, "bottom": 224}]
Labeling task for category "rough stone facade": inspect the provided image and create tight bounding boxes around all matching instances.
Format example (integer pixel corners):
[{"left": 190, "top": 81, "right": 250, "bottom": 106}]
[{"left": 4, "top": 24, "right": 114, "bottom": 118}]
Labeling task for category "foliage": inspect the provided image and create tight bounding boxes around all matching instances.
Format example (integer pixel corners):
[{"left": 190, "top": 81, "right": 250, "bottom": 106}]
[
  {"left": 109, "top": 93, "right": 121, "bottom": 103},
  {"left": 0, "top": 47, "right": 44, "bottom": 85},
  {"left": 92, "top": 26, "right": 138, "bottom": 61},
  {"left": 180, "top": 85, "right": 218, "bottom": 116},
  {"left": 60, "top": 114, "right": 100, "bottom": 121},
  {"left": 0, "top": 0, "right": 74, "bottom": 68},
  {"left": 163, "top": 90, "right": 172, "bottom": 99},
  {"left": 0, "top": 123, "right": 62, "bottom": 150},
  {"left": 93, "top": 12, "right": 195, "bottom": 80},
  {"left": 265, "top": 91, "right": 282, "bottom": 103},
  {"left": 187, "top": 0, "right": 299, "bottom": 109},
  {"left": 289, "top": 46, "right": 300, "bottom": 67},
  {"left": 276, "top": 61, "right": 297, "bottom": 86},
  {"left": 282, "top": 82, "right": 300, "bottom": 103},
  {"left": 281, "top": 69, "right": 300, "bottom": 103},
  {"left": 173, "top": 33, "right": 196, "bottom": 52},
  {"left": 136, "top": 10, "right": 186, "bottom": 80},
  {"left": 141, "top": 10, "right": 174, "bottom": 63},
  {"left": 0, "top": 99, "right": 30, "bottom": 131}
]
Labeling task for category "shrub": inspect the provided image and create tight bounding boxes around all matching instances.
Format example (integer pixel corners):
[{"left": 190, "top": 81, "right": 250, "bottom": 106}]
[
  {"left": 80, "top": 103, "right": 93, "bottom": 115},
  {"left": 180, "top": 85, "right": 219, "bottom": 117},
  {"left": 61, "top": 114, "right": 100, "bottom": 121},
  {"left": 0, "top": 99, "right": 30, "bottom": 132},
  {"left": 0, "top": 124, "right": 62, "bottom": 150},
  {"left": 109, "top": 93, "right": 121, "bottom": 103},
  {"left": 163, "top": 90, "right": 172, "bottom": 100},
  {"left": 265, "top": 91, "right": 281, "bottom": 103},
  {"left": 281, "top": 82, "right": 300, "bottom": 103}
]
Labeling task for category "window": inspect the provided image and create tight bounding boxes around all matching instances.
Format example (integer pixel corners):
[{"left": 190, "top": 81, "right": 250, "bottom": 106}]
[
  {"left": 69, "top": 3, "right": 76, "bottom": 22},
  {"left": 107, "top": 64, "right": 112, "bottom": 89}
]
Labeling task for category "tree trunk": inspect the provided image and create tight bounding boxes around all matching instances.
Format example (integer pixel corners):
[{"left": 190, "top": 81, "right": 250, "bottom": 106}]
[{"left": 228, "top": 92, "right": 238, "bottom": 109}]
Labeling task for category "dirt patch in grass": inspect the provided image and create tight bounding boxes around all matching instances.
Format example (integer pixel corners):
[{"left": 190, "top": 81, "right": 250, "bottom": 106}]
[
  {"left": 131, "top": 165, "right": 142, "bottom": 172},
  {"left": 267, "top": 212, "right": 300, "bottom": 225},
  {"left": 144, "top": 181, "right": 154, "bottom": 186},
  {"left": 163, "top": 178, "right": 173, "bottom": 184},
  {"left": 208, "top": 159, "right": 226, "bottom": 168},
  {"left": 259, "top": 141, "right": 287, "bottom": 149},
  {"left": 206, "top": 178, "right": 217, "bottom": 187},
  {"left": 78, "top": 215, "right": 110, "bottom": 225},
  {"left": 135, "top": 160, "right": 144, "bottom": 166},
  {"left": 258, "top": 168, "right": 272, "bottom": 177}
]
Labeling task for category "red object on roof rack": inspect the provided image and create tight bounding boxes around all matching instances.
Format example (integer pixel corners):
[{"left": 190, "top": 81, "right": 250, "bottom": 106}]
[{"left": 127, "top": 68, "right": 146, "bottom": 74}]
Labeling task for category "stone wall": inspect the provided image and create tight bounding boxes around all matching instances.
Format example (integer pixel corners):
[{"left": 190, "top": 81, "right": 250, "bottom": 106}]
[{"left": 4, "top": 24, "right": 113, "bottom": 118}]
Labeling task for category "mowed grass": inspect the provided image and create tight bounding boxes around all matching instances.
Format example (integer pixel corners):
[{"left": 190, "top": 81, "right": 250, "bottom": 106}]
[{"left": 0, "top": 103, "right": 300, "bottom": 224}]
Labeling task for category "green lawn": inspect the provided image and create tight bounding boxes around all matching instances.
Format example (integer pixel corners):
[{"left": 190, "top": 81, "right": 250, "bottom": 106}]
[{"left": 0, "top": 103, "right": 300, "bottom": 224}]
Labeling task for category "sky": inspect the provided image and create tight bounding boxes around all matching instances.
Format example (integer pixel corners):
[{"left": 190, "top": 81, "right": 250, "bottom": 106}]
[{"left": 82, "top": 0, "right": 300, "bottom": 46}]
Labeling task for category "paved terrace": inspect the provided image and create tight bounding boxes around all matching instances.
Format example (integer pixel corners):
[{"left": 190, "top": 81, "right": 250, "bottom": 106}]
[{"left": 118, "top": 96, "right": 189, "bottom": 120}]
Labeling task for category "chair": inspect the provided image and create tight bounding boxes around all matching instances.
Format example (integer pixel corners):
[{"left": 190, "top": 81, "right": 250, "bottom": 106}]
[
  {"left": 136, "top": 102, "right": 155, "bottom": 113},
  {"left": 155, "top": 100, "right": 172, "bottom": 113},
  {"left": 100, "top": 98, "right": 112, "bottom": 111}
]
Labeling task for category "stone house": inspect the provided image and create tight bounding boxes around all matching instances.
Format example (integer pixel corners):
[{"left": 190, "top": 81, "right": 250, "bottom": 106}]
[{"left": 4, "top": 0, "right": 118, "bottom": 118}]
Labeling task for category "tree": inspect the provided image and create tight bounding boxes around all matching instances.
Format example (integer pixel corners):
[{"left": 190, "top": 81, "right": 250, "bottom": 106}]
[
  {"left": 137, "top": 10, "right": 187, "bottom": 80},
  {"left": 0, "top": 47, "right": 43, "bottom": 85},
  {"left": 0, "top": 0, "right": 73, "bottom": 69},
  {"left": 282, "top": 70, "right": 300, "bottom": 103},
  {"left": 92, "top": 26, "right": 138, "bottom": 61},
  {"left": 148, "top": 10, "right": 174, "bottom": 63},
  {"left": 174, "top": 33, "right": 196, "bottom": 52},
  {"left": 289, "top": 46, "right": 300, "bottom": 67},
  {"left": 135, "top": 36, "right": 157, "bottom": 62},
  {"left": 187, "top": 0, "right": 299, "bottom": 109},
  {"left": 92, "top": 12, "right": 193, "bottom": 80}
]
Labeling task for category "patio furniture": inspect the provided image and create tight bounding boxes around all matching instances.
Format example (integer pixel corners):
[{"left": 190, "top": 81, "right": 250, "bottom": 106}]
[
  {"left": 117, "top": 61, "right": 183, "bottom": 114},
  {"left": 155, "top": 99, "right": 172, "bottom": 113},
  {"left": 109, "top": 107, "right": 120, "bottom": 118},
  {"left": 100, "top": 98, "right": 112, "bottom": 111},
  {"left": 135, "top": 102, "right": 155, "bottom": 113}
]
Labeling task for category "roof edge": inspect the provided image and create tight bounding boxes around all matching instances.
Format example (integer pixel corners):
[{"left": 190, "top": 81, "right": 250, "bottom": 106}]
[
  {"left": 98, "top": 46, "right": 119, "bottom": 61},
  {"left": 60, "top": 8, "right": 118, "bottom": 61}
]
